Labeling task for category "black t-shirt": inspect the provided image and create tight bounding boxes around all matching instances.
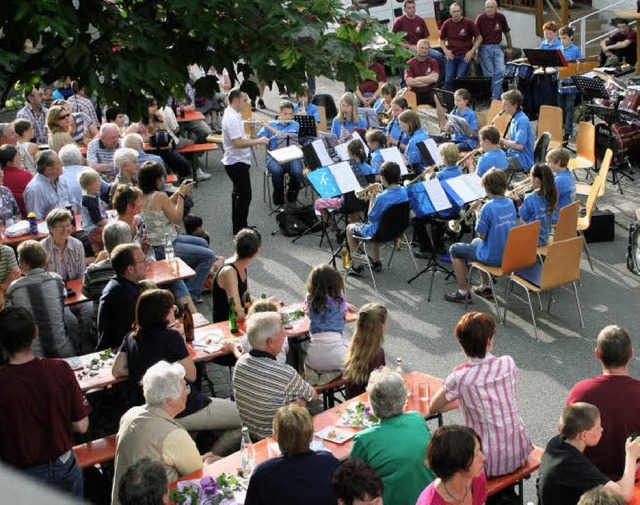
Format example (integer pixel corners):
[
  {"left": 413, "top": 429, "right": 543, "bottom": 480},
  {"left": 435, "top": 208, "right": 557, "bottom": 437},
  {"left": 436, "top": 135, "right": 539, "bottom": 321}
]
[
  {"left": 212, "top": 263, "right": 247, "bottom": 323},
  {"left": 120, "top": 327, "right": 211, "bottom": 416},
  {"left": 537, "top": 434, "right": 609, "bottom": 505}
]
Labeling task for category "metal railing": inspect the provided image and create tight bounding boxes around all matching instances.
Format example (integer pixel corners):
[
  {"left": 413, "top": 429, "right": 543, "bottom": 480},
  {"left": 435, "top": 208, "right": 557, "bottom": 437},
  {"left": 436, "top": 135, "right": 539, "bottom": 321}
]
[{"left": 569, "top": 0, "right": 633, "bottom": 56}]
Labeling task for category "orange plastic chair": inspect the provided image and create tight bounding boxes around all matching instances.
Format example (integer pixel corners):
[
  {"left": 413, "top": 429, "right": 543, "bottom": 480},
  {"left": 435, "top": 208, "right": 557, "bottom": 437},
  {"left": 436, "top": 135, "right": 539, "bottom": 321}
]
[
  {"left": 403, "top": 90, "right": 418, "bottom": 111},
  {"left": 467, "top": 221, "right": 540, "bottom": 323},
  {"left": 576, "top": 148, "right": 612, "bottom": 198},
  {"left": 318, "top": 105, "right": 328, "bottom": 133},
  {"left": 577, "top": 175, "right": 604, "bottom": 272},
  {"left": 476, "top": 111, "right": 487, "bottom": 129},
  {"left": 504, "top": 235, "right": 585, "bottom": 340},
  {"left": 537, "top": 105, "right": 564, "bottom": 150},
  {"left": 567, "top": 122, "right": 597, "bottom": 179},
  {"left": 537, "top": 200, "right": 579, "bottom": 257}
]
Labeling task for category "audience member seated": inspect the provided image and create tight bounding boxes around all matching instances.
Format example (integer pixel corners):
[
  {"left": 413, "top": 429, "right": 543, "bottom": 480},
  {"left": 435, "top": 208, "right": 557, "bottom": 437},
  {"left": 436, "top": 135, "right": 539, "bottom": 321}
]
[
  {"left": 429, "top": 312, "right": 534, "bottom": 477},
  {"left": 399, "top": 110, "right": 430, "bottom": 172},
  {"left": 5, "top": 240, "right": 76, "bottom": 357},
  {"left": 58, "top": 144, "right": 87, "bottom": 206},
  {"left": 0, "top": 307, "right": 90, "bottom": 499},
  {"left": 350, "top": 367, "right": 435, "bottom": 505},
  {"left": 233, "top": 312, "right": 317, "bottom": 440},
  {"left": 96, "top": 243, "right": 146, "bottom": 350},
  {"left": 51, "top": 99, "right": 98, "bottom": 146},
  {"left": 138, "top": 161, "right": 215, "bottom": 302},
  {"left": 112, "top": 361, "right": 218, "bottom": 504},
  {"left": 0, "top": 244, "right": 20, "bottom": 300},
  {"left": 245, "top": 404, "right": 341, "bottom": 505},
  {"left": 118, "top": 457, "right": 169, "bottom": 505},
  {"left": 16, "top": 83, "right": 49, "bottom": 145},
  {"left": 105, "top": 106, "right": 128, "bottom": 137},
  {"left": 566, "top": 325, "right": 640, "bottom": 481},
  {"left": 23, "top": 150, "right": 74, "bottom": 220},
  {"left": 472, "top": 126, "right": 508, "bottom": 177},
  {"left": 79, "top": 169, "right": 108, "bottom": 252},
  {"left": 599, "top": 18, "right": 637, "bottom": 67},
  {"left": 13, "top": 118, "right": 39, "bottom": 173},
  {"left": 331, "top": 92, "right": 367, "bottom": 144},
  {"left": 546, "top": 148, "right": 575, "bottom": 225},
  {"left": 110, "top": 147, "right": 140, "bottom": 200},
  {"left": 122, "top": 133, "right": 166, "bottom": 171},
  {"left": 416, "top": 425, "right": 487, "bottom": 505},
  {"left": 332, "top": 459, "right": 385, "bottom": 505},
  {"left": 346, "top": 161, "right": 408, "bottom": 277},
  {"left": 501, "top": 90, "right": 534, "bottom": 174},
  {"left": 46, "top": 105, "right": 75, "bottom": 154},
  {"left": 111, "top": 288, "right": 242, "bottom": 454},
  {"left": 87, "top": 123, "right": 120, "bottom": 183},
  {"left": 439, "top": 3, "right": 481, "bottom": 91},
  {"left": 0, "top": 122, "right": 19, "bottom": 146},
  {"left": 0, "top": 153, "right": 22, "bottom": 222},
  {"left": 355, "top": 59, "right": 387, "bottom": 108},
  {"left": 405, "top": 39, "right": 440, "bottom": 106},
  {"left": 537, "top": 402, "right": 640, "bottom": 504},
  {"left": 578, "top": 486, "right": 626, "bottom": 505},
  {"left": 66, "top": 81, "right": 100, "bottom": 127},
  {"left": 0, "top": 144, "right": 32, "bottom": 216}
]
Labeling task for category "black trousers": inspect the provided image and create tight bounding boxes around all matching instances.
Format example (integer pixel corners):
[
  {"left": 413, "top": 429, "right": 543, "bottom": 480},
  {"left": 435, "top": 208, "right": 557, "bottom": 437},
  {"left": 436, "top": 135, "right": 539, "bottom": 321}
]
[{"left": 224, "top": 161, "right": 252, "bottom": 234}]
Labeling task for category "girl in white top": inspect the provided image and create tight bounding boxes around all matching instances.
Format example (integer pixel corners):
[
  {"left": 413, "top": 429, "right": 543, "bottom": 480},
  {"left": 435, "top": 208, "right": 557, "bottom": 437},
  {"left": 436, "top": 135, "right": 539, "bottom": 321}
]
[{"left": 13, "top": 118, "right": 38, "bottom": 174}]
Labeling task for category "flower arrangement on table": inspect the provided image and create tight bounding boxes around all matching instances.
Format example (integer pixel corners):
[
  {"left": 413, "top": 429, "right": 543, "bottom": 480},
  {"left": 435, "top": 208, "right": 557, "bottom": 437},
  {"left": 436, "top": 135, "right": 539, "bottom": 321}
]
[
  {"left": 338, "top": 402, "right": 379, "bottom": 429},
  {"left": 170, "top": 473, "right": 248, "bottom": 505}
]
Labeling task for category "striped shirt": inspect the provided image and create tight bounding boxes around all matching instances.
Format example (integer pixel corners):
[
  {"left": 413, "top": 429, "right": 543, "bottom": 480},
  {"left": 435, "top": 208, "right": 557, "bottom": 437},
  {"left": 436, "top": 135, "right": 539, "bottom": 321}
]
[
  {"left": 66, "top": 94, "right": 99, "bottom": 127},
  {"left": 16, "top": 104, "right": 49, "bottom": 145},
  {"left": 70, "top": 112, "right": 94, "bottom": 144},
  {"left": 23, "top": 173, "right": 73, "bottom": 220},
  {"left": 233, "top": 350, "right": 316, "bottom": 439},
  {"left": 42, "top": 235, "right": 86, "bottom": 282},
  {"left": 444, "top": 353, "right": 533, "bottom": 477},
  {"left": 86, "top": 139, "right": 119, "bottom": 182},
  {"left": 0, "top": 245, "right": 18, "bottom": 285}
]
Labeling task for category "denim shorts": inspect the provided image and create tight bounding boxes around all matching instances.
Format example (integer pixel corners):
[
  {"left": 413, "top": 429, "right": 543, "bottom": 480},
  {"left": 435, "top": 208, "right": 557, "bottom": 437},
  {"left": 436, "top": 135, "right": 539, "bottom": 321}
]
[
  {"left": 449, "top": 237, "right": 482, "bottom": 262},
  {"left": 349, "top": 223, "right": 367, "bottom": 238}
]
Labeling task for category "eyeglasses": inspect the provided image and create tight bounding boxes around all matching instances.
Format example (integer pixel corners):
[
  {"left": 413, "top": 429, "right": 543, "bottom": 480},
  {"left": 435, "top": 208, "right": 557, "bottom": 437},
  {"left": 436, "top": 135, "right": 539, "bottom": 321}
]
[{"left": 58, "top": 114, "right": 70, "bottom": 120}]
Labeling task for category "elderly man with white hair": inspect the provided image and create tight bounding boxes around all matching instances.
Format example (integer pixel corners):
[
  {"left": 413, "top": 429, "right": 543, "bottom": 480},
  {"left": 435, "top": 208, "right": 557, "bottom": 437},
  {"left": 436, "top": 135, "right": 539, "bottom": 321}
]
[
  {"left": 112, "top": 360, "right": 217, "bottom": 505},
  {"left": 109, "top": 147, "right": 140, "bottom": 201},
  {"left": 121, "top": 133, "right": 165, "bottom": 167},
  {"left": 87, "top": 123, "right": 120, "bottom": 182},
  {"left": 233, "top": 312, "right": 317, "bottom": 440}
]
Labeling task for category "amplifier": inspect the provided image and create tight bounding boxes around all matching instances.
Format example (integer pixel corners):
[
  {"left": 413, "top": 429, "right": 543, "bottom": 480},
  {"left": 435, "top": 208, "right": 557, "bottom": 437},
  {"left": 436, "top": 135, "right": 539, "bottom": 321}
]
[{"left": 582, "top": 210, "right": 615, "bottom": 243}]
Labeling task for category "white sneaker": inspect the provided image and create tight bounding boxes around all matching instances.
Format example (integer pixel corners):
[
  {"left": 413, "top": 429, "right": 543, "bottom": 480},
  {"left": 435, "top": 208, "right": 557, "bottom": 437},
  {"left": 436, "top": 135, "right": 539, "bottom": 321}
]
[{"left": 196, "top": 169, "right": 212, "bottom": 181}]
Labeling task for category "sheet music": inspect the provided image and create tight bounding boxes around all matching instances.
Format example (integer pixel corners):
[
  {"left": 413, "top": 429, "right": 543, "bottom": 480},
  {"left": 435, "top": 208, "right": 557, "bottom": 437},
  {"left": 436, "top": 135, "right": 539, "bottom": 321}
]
[
  {"left": 379, "top": 147, "right": 409, "bottom": 175},
  {"left": 352, "top": 131, "right": 370, "bottom": 157},
  {"left": 329, "top": 162, "right": 362, "bottom": 194},
  {"left": 445, "top": 114, "right": 478, "bottom": 139},
  {"left": 445, "top": 174, "right": 486, "bottom": 203},
  {"left": 424, "top": 139, "right": 441, "bottom": 166},
  {"left": 423, "top": 179, "right": 451, "bottom": 212},
  {"left": 268, "top": 145, "right": 304, "bottom": 164},
  {"left": 312, "top": 139, "right": 334, "bottom": 167},
  {"left": 334, "top": 143, "right": 350, "bottom": 161},
  {"left": 307, "top": 166, "right": 341, "bottom": 198}
]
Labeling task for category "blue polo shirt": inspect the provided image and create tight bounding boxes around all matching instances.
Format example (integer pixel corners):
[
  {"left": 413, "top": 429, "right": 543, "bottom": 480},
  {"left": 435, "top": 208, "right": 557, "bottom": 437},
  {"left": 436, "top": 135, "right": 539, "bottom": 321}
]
[
  {"left": 370, "top": 149, "right": 384, "bottom": 174},
  {"left": 507, "top": 111, "right": 535, "bottom": 172},
  {"left": 294, "top": 103, "right": 321, "bottom": 123},
  {"left": 519, "top": 192, "right": 552, "bottom": 246},
  {"left": 559, "top": 43, "right": 583, "bottom": 94},
  {"left": 355, "top": 161, "right": 375, "bottom": 177},
  {"left": 553, "top": 169, "right": 576, "bottom": 224},
  {"left": 405, "top": 129, "right": 430, "bottom": 171},
  {"left": 331, "top": 116, "right": 367, "bottom": 138},
  {"left": 476, "top": 148, "right": 508, "bottom": 177},
  {"left": 475, "top": 197, "right": 516, "bottom": 266},
  {"left": 360, "top": 186, "right": 409, "bottom": 238},
  {"left": 451, "top": 107, "right": 478, "bottom": 148},
  {"left": 436, "top": 165, "right": 463, "bottom": 219},
  {"left": 258, "top": 121, "right": 300, "bottom": 164},
  {"left": 540, "top": 38, "right": 562, "bottom": 50},
  {"left": 386, "top": 119, "right": 403, "bottom": 145}
]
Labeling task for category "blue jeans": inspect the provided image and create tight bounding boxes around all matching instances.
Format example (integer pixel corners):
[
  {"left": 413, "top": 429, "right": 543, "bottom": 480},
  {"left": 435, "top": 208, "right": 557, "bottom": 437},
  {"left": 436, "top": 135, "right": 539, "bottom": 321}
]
[
  {"left": 445, "top": 54, "right": 470, "bottom": 91},
  {"left": 478, "top": 44, "right": 506, "bottom": 99},
  {"left": 266, "top": 158, "right": 304, "bottom": 205},
  {"left": 429, "top": 48, "right": 446, "bottom": 88},
  {"left": 558, "top": 93, "right": 576, "bottom": 138},
  {"left": 23, "top": 451, "right": 83, "bottom": 499}
]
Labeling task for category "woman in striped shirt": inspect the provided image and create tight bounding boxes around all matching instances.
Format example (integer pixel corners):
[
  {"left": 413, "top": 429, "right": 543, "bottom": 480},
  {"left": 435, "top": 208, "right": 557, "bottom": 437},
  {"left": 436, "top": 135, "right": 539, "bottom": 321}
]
[{"left": 427, "top": 312, "right": 534, "bottom": 477}]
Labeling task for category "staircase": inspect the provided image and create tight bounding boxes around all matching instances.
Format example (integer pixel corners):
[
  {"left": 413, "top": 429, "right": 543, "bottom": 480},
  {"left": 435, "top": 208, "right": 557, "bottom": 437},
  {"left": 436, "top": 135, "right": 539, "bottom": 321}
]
[{"left": 567, "top": 2, "right": 622, "bottom": 57}]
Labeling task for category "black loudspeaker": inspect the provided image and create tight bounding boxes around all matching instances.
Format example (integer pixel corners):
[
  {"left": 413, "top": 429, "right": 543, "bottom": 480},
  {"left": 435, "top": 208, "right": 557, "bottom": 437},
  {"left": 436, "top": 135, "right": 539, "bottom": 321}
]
[{"left": 582, "top": 210, "right": 615, "bottom": 243}]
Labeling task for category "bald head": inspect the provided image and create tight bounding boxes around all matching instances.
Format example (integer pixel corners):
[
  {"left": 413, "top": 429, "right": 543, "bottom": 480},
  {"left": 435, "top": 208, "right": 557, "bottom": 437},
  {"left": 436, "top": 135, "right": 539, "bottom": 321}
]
[{"left": 100, "top": 123, "right": 120, "bottom": 149}]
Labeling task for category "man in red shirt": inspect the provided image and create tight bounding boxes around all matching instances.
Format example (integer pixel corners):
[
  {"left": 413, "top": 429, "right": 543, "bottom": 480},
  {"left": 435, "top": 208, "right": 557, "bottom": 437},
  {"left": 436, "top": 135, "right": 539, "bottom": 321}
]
[
  {"left": 475, "top": 0, "right": 513, "bottom": 99},
  {"left": 0, "top": 306, "right": 91, "bottom": 498},
  {"left": 405, "top": 39, "right": 440, "bottom": 105},
  {"left": 355, "top": 60, "right": 387, "bottom": 108},
  {"left": 566, "top": 324, "right": 640, "bottom": 481},
  {"left": 439, "top": 2, "right": 482, "bottom": 91},
  {"left": 600, "top": 18, "right": 637, "bottom": 67}
]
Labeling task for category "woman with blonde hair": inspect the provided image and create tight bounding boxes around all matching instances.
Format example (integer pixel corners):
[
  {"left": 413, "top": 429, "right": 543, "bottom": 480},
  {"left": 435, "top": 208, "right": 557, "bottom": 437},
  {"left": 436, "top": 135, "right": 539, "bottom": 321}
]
[
  {"left": 46, "top": 105, "right": 75, "bottom": 153},
  {"left": 343, "top": 303, "right": 387, "bottom": 399},
  {"left": 331, "top": 92, "right": 366, "bottom": 143}
]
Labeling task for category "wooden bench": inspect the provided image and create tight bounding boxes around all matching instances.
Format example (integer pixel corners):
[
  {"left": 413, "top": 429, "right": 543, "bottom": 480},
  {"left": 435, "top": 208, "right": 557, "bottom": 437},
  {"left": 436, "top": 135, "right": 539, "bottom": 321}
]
[
  {"left": 315, "top": 378, "right": 347, "bottom": 410},
  {"left": 486, "top": 447, "right": 544, "bottom": 504},
  {"left": 73, "top": 434, "right": 117, "bottom": 469}
]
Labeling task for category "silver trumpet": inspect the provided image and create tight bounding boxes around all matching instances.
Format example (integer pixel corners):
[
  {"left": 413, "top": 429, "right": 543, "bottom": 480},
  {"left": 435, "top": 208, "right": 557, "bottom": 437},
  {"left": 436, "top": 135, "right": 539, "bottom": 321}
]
[{"left": 447, "top": 199, "right": 486, "bottom": 233}]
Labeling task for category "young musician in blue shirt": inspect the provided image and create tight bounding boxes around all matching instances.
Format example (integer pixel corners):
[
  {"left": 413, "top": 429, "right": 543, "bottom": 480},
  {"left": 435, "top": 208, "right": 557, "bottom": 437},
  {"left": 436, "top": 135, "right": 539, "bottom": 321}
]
[
  {"left": 546, "top": 148, "right": 576, "bottom": 224},
  {"left": 473, "top": 126, "right": 508, "bottom": 177},
  {"left": 373, "top": 83, "right": 397, "bottom": 114},
  {"left": 365, "top": 129, "right": 387, "bottom": 176},
  {"left": 558, "top": 26, "right": 583, "bottom": 141},
  {"left": 516, "top": 163, "right": 558, "bottom": 246},
  {"left": 385, "top": 97, "right": 410, "bottom": 153},
  {"left": 449, "top": 88, "right": 478, "bottom": 151},
  {"left": 346, "top": 161, "right": 409, "bottom": 276},
  {"left": 293, "top": 86, "right": 321, "bottom": 124},
  {"left": 399, "top": 110, "right": 430, "bottom": 173},
  {"left": 349, "top": 139, "right": 374, "bottom": 177},
  {"left": 331, "top": 92, "right": 367, "bottom": 144},
  {"left": 258, "top": 101, "right": 303, "bottom": 207},
  {"left": 445, "top": 168, "right": 516, "bottom": 302},
  {"left": 540, "top": 21, "right": 562, "bottom": 50},
  {"left": 501, "top": 90, "right": 534, "bottom": 173}
]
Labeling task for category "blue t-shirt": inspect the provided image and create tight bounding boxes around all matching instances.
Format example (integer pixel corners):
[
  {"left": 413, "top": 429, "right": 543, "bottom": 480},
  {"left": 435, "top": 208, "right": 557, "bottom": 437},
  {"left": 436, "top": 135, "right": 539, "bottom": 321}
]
[
  {"left": 451, "top": 107, "right": 478, "bottom": 148},
  {"left": 356, "top": 160, "right": 375, "bottom": 177},
  {"left": 475, "top": 197, "right": 516, "bottom": 266},
  {"left": 476, "top": 148, "right": 508, "bottom": 177},
  {"left": 553, "top": 169, "right": 576, "bottom": 224},
  {"left": 386, "top": 119, "right": 403, "bottom": 145},
  {"left": 370, "top": 149, "right": 384, "bottom": 175},
  {"left": 436, "top": 165, "right": 463, "bottom": 219},
  {"left": 257, "top": 121, "right": 300, "bottom": 164},
  {"left": 306, "top": 295, "right": 347, "bottom": 334},
  {"left": 507, "top": 111, "right": 534, "bottom": 172},
  {"left": 294, "top": 103, "right": 321, "bottom": 123},
  {"left": 405, "top": 129, "right": 430, "bottom": 171},
  {"left": 519, "top": 192, "right": 552, "bottom": 246},
  {"left": 558, "top": 43, "right": 583, "bottom": 94},
  {"left": 360, "top": 186, "right": 409, "bottom": 238},
  {"left": 540, "top": 38, "right": 562, "bottom": 50},
  {"left": 331, "top": 116, "right": 367, "bottom": 138}
]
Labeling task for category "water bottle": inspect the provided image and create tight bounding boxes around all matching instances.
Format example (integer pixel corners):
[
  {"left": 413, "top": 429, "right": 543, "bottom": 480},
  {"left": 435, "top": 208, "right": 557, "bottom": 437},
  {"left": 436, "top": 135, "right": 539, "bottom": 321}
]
[
  {"left": 164, "top": 233, "right": 174, "bottom": 261},
  {"left": 240, "top": 427, "right": 256, "bottom": 476},
  {"left": 28, "top": 212, "right": 38, "bottom": 235}
]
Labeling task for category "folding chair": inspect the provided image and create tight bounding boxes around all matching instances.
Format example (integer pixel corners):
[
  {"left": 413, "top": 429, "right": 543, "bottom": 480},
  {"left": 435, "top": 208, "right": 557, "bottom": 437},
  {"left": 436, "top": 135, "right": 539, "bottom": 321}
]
[
  {"left": 567, "top": 122, "right": 597, "bottom": 180},
  {"left": 403, "top": 90, "right": 418, "bottom": 111},
  {"left": 318, "top": 105, "right": 328, "bottom": 133},
  {"left": 350, "top": 201, "right": 419, "bottom": 291},
  {"left": 537, "top": 200, "right": 579, "bottom": 258},
  {"left": 575, "top": 148, "right": 612, "bottom": 199},
  {"left": 537, "top": 105, "right": 563, "bottom": 150},
  {"left": 487, "top": 99, "right": 511, "bottom": 137},
  {"left": 504, "top": 236, "right": 585, "bottom": 340},
  {"left": 577, "top": 175, "right": 604, "bottom": 272},
  {"left": 467, "top": 221, "right": 540, "bottom": 323}
]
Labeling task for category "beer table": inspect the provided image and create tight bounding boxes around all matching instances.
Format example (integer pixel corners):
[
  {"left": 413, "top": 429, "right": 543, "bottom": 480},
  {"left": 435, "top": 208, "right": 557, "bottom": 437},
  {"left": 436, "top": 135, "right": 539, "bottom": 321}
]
[
  {"left": 176, "top": 110, "right": 205, "bottom": 122},
  {"left": 1, "top": 215, "right": 83, "bottom": 247}
]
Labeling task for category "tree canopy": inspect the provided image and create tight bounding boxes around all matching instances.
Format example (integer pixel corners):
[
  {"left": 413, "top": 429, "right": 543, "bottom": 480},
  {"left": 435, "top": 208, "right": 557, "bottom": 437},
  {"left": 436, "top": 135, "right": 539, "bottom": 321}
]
[{"left": 0, "top": 0, "right": 409, "bottom": 111}]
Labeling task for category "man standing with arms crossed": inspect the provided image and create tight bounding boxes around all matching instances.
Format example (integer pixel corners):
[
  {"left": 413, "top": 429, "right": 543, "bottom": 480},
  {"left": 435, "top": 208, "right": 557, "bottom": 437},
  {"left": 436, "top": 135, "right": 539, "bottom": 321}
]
[
  {"left": 475, "top": 0, "right": 512, "bottom": 100},
  {"left": 222, "top": 89, "right": 269, "bottom": 235}
]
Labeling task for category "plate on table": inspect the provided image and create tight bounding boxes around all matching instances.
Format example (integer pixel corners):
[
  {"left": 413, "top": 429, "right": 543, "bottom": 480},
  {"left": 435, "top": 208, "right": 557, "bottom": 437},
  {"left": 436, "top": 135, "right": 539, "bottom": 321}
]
[
  {"left": 314, "top": 426, "right": 355, "bottom": 444},
  {"left": 193, "top": 329, "right": 225, "bottom": 353}
]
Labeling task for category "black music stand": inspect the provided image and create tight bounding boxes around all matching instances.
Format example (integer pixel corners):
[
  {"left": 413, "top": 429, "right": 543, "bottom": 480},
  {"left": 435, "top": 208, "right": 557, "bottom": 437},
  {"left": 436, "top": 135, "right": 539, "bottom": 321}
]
[
  {"left": 294, "top": 115, "right": 317, "bottom": 138},
  {"left": 586, "top": 103, "right": 620, "bottom": 125},
  {"left": 573, "top": 75, "right": 610, "bottom": 102},
  {"left": 407, "top": 222, "right": 454, "bottom": 301},
  {"left": 274, "top": 132, "right": 299, "bottom": 148},
  {"left": 522, "top": 48, "right": 568, "bottom": 70},
  {"left": 434, "top": 88, "right": 455, "bottom": 112}
]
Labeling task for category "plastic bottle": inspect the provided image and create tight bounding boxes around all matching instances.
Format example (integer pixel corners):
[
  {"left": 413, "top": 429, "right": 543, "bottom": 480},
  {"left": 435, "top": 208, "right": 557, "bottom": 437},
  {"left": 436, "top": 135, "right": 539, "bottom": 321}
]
[
  {"left": 164, "top": 233, "right": 174, "bottom": 261},
  {"left": 229, "top": 297, "right": 239, "bottom": 333},
  {"left": 28, "top": 212, "right": 38, "bottom": 235},
  {"left": 182, "top": 302, "right": 194, "bottom": 342},
  {"left": 240, "top": 427, "right": 256, "bottom": 476}
]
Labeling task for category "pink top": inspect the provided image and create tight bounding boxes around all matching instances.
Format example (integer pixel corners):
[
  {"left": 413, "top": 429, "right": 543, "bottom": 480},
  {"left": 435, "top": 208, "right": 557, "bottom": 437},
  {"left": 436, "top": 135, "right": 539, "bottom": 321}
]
[
  {"left": 416, "top": 473, "right": 487, "bottom": 505},
  {"left": 444, "top": 354, "right": 533, "bottom": 477}
]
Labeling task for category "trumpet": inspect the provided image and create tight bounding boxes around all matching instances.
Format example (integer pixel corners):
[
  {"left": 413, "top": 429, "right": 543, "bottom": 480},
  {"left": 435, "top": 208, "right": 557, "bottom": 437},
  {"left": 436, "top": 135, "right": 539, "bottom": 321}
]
[
  {"left": 404, "top": 164, "right": 440, "bottom": 185},
  {"left": 507, "top": 178, "right": 533, "bottom": 198},
  {"left": 378, "top": 112, "right": 391, "bottom": 126},
  {"left": 355, "top": 182, "right": 384, "bottom": 200},
  {"left": 458, "top": 148, "right": 483, "bottom": 168},
  {"left": 447, "top": 199, "right": 486, "bottom": 233}
]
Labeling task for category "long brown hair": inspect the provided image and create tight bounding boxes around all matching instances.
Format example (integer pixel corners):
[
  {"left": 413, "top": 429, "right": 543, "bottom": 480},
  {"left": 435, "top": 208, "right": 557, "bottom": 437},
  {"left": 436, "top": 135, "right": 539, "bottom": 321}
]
[
  {"left": 531, "top": 163, "right": 558, "bottom": 215},
  {"left": 133, "top": 289, "right": 175, "bottom": 339},
  {"left": 343, "top": 303, "right": 387, "bottom": 385},
  {"left": 306, "top": 264, "right": 345, "bottom": 313}
]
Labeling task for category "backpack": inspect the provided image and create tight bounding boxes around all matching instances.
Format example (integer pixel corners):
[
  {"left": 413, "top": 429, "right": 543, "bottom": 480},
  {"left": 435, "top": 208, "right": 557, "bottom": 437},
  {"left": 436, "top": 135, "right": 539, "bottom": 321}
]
[
  {"left": 275, "top": 205, "right": 318, "bottom": 237},
  {"left": 149, "top": 129, "right": 174, "bottom": 149}
]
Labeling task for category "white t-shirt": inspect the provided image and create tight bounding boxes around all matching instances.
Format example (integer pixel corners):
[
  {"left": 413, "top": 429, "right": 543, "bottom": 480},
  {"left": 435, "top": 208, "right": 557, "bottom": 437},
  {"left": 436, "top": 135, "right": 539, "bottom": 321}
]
[{"left": 221, "top": 106, "right": 251, "bottom": 165}]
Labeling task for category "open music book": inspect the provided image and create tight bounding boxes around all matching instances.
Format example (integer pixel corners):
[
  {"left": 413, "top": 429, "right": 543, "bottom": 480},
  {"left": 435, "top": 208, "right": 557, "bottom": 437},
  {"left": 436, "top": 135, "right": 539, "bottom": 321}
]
[
  {"left": 406, "top": 179, "right": 453, "bottom": 218},
  {"left": 334, "top": 131, "right": 370, "bottom": 161},
  {"left": 440, "top": 174, "right": 486, "bottom": 206},
  {"left": 306, "top": 160, "right": 368, "bottom": 198},
  {"left": 379, "top": 147, "right": 409, "bottom": 175},
  {"left": 416, "top": 138, "right": 441, "bottom": 167}
]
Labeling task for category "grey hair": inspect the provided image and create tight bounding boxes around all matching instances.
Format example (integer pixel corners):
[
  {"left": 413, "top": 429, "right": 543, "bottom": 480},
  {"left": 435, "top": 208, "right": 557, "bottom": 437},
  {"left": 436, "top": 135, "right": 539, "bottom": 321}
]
[
  {"left": 122, "top": 133, "right": 144, "bottom": 150},
  {"left": 35, "top": 150, "right": 58, "bottom": 174},
  {"left": 0, "top": 123, "right": 11, "bottom": 140},
  {"left": 366, "top": 366, "right": 407, "bottom": 419},
  {"left": 100, "top": 122, "right": 119, "bottom": 136},
  {"left": 103, "top": 219, "right": 131, "bottom": 254},
  {"left": 59, "top": 143, "right": 83, "bottom": 166},
  {"left": 113, "top": 147, "right": 138, "bottom": 169},
  {"left": 246, "top": 312, "right": 283, "bottom": 348},
  {"left": 141, "top": 361, "right": 185, "bottom": 406}
]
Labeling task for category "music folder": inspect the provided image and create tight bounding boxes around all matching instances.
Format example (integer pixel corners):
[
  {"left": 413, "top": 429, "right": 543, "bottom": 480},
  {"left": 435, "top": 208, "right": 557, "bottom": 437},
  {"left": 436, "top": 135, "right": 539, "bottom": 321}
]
[
  {"left": 440, "top": 174, "right": 486, "bottom": 207},
  {"left": 416, "top": 138, "right": 441, "bottom": 167},
  {"left": 268, "top": 145, "right": 304, "bottom": 164},
  {"left": 406, "top": 179, "right": 453, "bottom": 218},
  {"left": 445, "top": 114, "right": 478, "bottom": 140},
  {"left": 302, "top": 139, "right": 334, "bottom": 171},
  {"left": 306, "top": 160, "right": 367, "bottom": 199},
  {"left": 379, "top": 146, "right": 409, "bottom": 175}
]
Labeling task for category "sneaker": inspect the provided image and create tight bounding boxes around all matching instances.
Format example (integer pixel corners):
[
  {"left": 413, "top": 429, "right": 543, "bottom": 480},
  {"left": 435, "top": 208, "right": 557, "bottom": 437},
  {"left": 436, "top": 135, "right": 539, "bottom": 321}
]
[
  {"left": 347, "top": 264, "right": 365, "bottom": 277},
  {"left": 196, "top": 169, "right": 212, "bottom": 181},
  {"left": 257, "top": 98, "right": 267, "bottom": 109},
  {"left": 444, "top": 291, "right": 472, "bottom": 303},
  {"left": 472, "top": 286, "right": 494, "bottom": 300},
  {"left": 371, "top": 260, "right": 383, "bottom": 272}
]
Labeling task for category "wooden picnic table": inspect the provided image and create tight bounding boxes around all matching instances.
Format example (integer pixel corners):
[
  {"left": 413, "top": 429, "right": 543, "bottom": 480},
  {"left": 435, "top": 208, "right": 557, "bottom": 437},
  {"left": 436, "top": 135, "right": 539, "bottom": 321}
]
[
  {"left": 1, "top": 215, "right": 83, "bottom": 247},
  {"left": 177, "top": 111, "right": 205, "bottom": 122}
]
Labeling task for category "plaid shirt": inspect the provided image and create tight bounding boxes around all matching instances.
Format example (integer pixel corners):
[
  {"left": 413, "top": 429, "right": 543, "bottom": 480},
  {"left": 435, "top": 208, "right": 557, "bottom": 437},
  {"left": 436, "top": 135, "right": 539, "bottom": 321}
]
[
  {"left": 16, "top": 104, "right": 49, "bottom": 145},
  {"left": 67, "top": 94, "right": 99, "bottom": 127},
  {"left": 42, "top": 235, "right": 86, "bottom": 282}
]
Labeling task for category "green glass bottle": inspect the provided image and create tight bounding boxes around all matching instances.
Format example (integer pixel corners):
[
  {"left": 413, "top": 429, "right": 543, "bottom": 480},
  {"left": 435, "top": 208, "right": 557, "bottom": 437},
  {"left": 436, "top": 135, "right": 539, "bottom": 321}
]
[{"left": 229, "top": 297, "right": 239, "bottom": 333}]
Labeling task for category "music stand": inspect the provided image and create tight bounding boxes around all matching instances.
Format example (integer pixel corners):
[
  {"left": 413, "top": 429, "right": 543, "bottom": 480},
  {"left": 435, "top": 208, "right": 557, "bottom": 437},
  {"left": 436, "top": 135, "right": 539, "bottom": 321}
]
[
  {"left": 360, "top": 108, "right": 380, "bottom": 129},
  {"left": 522, "top": 48, "right": 568, "bottom": 70},
  {"left": 454, "top": 77, "right": 492, "bottom": 107},
  {"left": 434, "top": 88, "right": 455, "bottom": 112},
  {"left": 294, "top": 115, "right": 317, "bottom": 138},
  {"left": 573, "top": 75, "right": 610, "bottom": 102},
  {"left": 274, "top": 132, "right": 299, "bottom": 148},
  {"left": 585, "top": 103, "right": 620, "bottom": 125}
]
